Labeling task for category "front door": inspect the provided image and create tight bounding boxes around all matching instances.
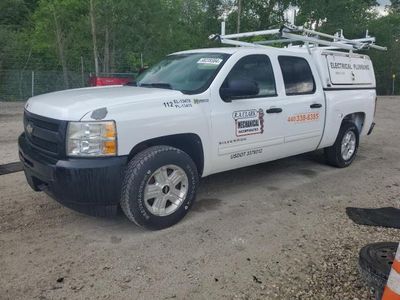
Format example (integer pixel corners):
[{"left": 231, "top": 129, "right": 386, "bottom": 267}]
[{"left": 209, "top": 54, "right": 288, "bottom": 173}]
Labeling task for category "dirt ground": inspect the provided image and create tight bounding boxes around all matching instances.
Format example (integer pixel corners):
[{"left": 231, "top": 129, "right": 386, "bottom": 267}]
[
  {"left": 0, "top": 97, "right": 399, "bottom": 300},
  {"left": 0, "top": 102, "right": 24, "bottom": 165}
]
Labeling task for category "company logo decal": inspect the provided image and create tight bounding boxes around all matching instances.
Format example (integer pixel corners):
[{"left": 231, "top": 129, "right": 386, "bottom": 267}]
[
  {"left": 329, "top": 62, "right": 370, "bottom": 71},
  {"left": 233, "top": 109, "right": 264, "bottom": 137}
]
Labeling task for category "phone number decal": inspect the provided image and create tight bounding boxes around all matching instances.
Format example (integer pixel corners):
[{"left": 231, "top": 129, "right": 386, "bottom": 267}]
[{"left": 288, "top": 113, "right": 320, "bottom": 123}]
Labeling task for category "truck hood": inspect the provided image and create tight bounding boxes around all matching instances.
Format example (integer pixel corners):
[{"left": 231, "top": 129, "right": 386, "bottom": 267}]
[{"left": 25, "top": 85, "right": 183, "bottom": 121}]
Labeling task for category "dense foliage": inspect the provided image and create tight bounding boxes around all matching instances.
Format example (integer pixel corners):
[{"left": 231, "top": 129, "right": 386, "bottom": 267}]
[{"left": 0, "top": 0, "right": 399, "bottom": 98}]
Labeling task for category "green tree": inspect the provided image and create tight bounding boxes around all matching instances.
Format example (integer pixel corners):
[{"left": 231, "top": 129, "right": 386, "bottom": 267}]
[
  {"left": 1, "top": 0, "right": 399, "bottom": 99},
  {"left": 294, "top": 0, "right": 378, "bottom": 37},
  {"left": 32, "top": 0, "right": 89, "bottom": 87},
  {"left": 223, "top": 0, "right": 291, "bottom": 34},
  {"left": 368, "top": 12, "right": 400, "bottom": 94},
  {"left": 0, "top": 0, "right": 31, "bottom": 70},
  {"left": 390, "top": 0, "right": 400, "bottom": 12}
]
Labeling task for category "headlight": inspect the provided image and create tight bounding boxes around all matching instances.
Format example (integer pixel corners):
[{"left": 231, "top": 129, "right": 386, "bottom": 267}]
[{"left": 66, "top": 121, "right": 117, "bottom": 157}]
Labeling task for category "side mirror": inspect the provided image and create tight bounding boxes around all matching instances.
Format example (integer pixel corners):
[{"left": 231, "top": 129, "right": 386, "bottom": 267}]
[{"left": 220, "top": 79, "right": 259, "bottom": 102}]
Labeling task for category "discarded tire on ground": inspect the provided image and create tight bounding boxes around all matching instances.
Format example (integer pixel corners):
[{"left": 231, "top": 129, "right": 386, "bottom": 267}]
[{"left": 359, "top": 242, "right": 399, "bottom": 298}]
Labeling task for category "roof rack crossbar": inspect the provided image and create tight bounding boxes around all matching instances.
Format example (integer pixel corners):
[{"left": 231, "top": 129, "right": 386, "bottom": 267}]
[
  {"left": 283, "top": 25, "right": 383, "bottom": 50},
  {"left": 210, "top": 22, "right": 387, "bottom": 52},
  {"left": 221, "top": 29, "right": 281, "bottom": 39},
  {"left": 281, "top": 32, "right": 356, "bottom": 50},
  {"left": 255, "top": 38, "right": 300, "bottom": 45},
  {"left": 219, "top": 38, "right": 267, "bottom": 48}
]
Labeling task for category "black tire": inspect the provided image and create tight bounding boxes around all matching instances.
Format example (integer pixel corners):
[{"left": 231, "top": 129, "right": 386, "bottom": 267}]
[
  {"left": 120, "top": 146, "right": 199, "bottom": 230},
  {"left": 324, "top": 122, "right": 359, "bottom": 168},
  {"left": 358, "top": 242, "right": 398, "bottom": 295}
]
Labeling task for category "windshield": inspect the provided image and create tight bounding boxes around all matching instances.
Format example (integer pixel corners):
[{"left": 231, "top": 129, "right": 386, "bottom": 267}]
[{"left": 136, "top": 53, "right": 230, "bottom": 94}]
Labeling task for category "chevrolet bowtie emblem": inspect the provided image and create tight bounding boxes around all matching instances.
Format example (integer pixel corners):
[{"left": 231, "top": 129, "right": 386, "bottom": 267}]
[{"left": 26, "top": 122, "right": 34, "bottom": 135}]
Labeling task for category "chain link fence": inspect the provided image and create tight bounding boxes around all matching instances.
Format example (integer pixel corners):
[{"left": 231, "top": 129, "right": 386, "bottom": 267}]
[
  {"left": 0, "top": 68, "right": 397, "bottom": 102},
  {"left": 0, "top": 70, "right": 90, "bottom": 101}
]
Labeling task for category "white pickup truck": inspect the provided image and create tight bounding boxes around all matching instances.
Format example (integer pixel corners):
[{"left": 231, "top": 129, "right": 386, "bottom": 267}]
[{"left": 19, "top": 26, "right": 381, "bottom": 229}]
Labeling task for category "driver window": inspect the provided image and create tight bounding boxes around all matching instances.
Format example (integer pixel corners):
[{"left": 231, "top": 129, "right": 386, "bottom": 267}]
[{"left": 220, "top": 54, "right": 277, "bottom": 102}]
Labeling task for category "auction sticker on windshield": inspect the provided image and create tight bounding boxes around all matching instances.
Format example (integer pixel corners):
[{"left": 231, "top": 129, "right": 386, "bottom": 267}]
[{"left": 197, "top": 58, "right": 223, "bottom": 65}]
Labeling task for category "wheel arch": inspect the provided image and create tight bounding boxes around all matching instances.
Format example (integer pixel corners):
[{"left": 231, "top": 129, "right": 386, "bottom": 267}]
[
  {"left": 128, "top": 133, "right": 205, "bottom": 176},
  {"left": 343, "top": 112, "right": 366, "bottom": 134}
]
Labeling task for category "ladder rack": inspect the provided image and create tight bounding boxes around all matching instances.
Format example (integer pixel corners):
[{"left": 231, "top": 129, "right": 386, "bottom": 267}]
[{"left": 209, "top": 22, "right": 387, "bottom": 52}]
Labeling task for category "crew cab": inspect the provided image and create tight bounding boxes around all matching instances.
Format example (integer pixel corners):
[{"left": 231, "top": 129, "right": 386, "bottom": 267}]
[{"left": 19, "top": 42, "right": 378, "bottom": 229}]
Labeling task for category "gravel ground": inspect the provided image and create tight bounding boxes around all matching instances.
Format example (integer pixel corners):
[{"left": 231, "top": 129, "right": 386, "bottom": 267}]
[
  {"left": 0, "top": 101, "right": 25, "bottom": 165},
  {"left": 0, "top": 97, "right": 399, "bottom": 299}
]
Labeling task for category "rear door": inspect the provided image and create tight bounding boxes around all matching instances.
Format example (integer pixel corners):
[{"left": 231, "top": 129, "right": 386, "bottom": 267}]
[{"left": 277, "top": 56, "right": 326, "bottom": 153}]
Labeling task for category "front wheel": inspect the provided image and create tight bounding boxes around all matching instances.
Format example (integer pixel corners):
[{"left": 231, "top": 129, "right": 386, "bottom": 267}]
[
  {"left": 324, "top": 122, "right": 360, "bottom": 168},
  {"left": 120, "top": 146, "right": 199, "bottom": 230}
]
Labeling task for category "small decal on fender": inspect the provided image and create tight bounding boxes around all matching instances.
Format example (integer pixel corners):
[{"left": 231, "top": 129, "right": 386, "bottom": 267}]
[{"left": 163, "top": 99, "right": 192, "bottom": 109}]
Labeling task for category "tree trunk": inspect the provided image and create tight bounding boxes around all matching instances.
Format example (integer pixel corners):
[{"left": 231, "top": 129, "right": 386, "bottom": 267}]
[
  {"left": 89, "top": 0, "right": 100, "bottom": 76},
  {"left": 103, "top": 25, "right": 110, "bottom": 74},
  {"left": 52, "top": 7, "right": 69, "bottom": 89},
  {"left": 237, "top": 0, "right": 242, "bottom": 33},
  {"left": 110, "top": 32, "right": 116, "bottom": 73}
]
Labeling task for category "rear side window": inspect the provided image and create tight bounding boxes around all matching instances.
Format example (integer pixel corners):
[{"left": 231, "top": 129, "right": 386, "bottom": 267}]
[
  {"left": 278, "top": 56, "right": 315, "bottom": 95},
  {"left": 221, "top": 54, "right": 277, "bottom": 101}
]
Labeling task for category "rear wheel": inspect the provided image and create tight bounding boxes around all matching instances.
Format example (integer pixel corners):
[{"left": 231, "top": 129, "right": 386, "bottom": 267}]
[
  {"left": 325, "top": 122, "right": 359, "bottom": 168},
  {"left": 120, "top": 146, "right": 198, "bottom": 230}
]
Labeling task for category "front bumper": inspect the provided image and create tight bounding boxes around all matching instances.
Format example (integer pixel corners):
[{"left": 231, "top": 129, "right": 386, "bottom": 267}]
[{"left": 19, "top": 133, "right": 127, "bottom": 217}]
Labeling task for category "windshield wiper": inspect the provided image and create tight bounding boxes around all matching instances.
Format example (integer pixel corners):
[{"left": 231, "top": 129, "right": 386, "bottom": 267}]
[{"left": 139, "top": 83, "right": 173, "bottom": 90}]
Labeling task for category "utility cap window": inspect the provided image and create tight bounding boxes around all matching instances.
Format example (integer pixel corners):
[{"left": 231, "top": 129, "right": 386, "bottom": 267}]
[
  {"left": 220, "top": 54, "right": 277, "bottom": 102},
  {"left": 279, "top": 56, "right": 316, "bottom": 96}
]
